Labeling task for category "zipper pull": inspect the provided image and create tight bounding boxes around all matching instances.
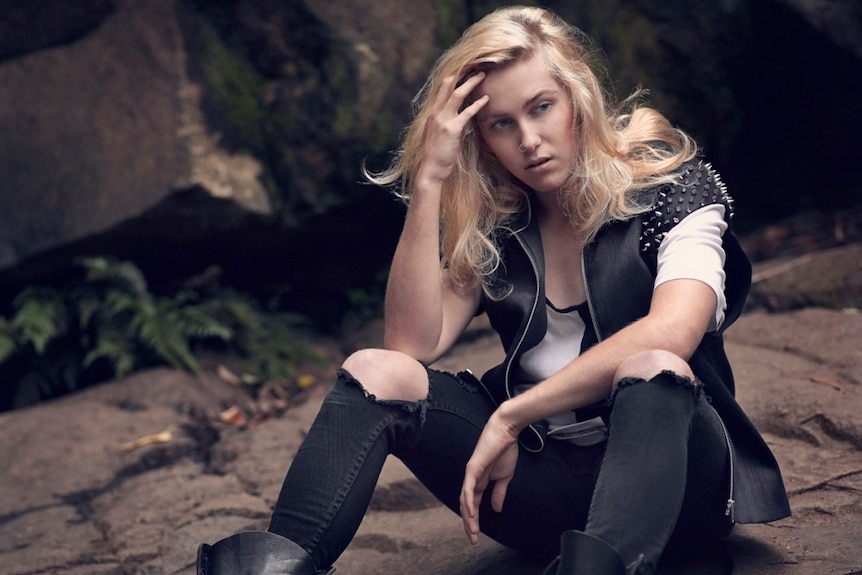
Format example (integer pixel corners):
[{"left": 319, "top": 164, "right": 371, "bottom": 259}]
[{"left": 725, "top": 498, "right": 736, "bottom": 522}]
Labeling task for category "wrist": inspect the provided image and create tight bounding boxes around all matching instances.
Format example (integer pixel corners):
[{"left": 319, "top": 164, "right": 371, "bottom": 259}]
[
  {"left": 495, "top": 397, "right": 530, "bottom": 436},
  {"left": 414, "top": 167, "right": 449, "bottom": 192}
]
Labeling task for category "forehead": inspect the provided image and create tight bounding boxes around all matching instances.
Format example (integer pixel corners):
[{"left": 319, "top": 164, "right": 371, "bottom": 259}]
[{"left": 473, "top": 53, "right": 562, "bottom": 108}]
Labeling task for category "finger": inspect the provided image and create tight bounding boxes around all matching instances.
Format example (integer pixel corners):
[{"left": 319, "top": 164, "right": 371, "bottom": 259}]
[
  {"left": 461, "top": 499, "right": 480, "bottom": 544},
  {"left": 442, "top": 71, "right": 486, "bottom": 115},
  {"left": 431, "top": 71, "right": 478, "bottom": 109},
  {"left": 453, "top": 70, "right": 486, "bottom": 95},
  {"left": 460, "top": 476, "right": 477, "bottom": 519},
  {"left": 459, "top": 492, "right": 476, "bottom": 543},
  {"left": 431, "top": 75, "right": 458, "bottom": 110},
  {"left": 490, "top": 477, "right": 511, "bottom": 513},
  {"left": 460, "top": 475, "right": 483, "bottom": 544},
  {"left": 457, "top": 93, "right": 489, "bottom": 122},
  {"left": 461, "top": 507, "right": 479, "bottom": 544},
  {"left": 459, "top": 478, "right": 473, "bottom": 516}
]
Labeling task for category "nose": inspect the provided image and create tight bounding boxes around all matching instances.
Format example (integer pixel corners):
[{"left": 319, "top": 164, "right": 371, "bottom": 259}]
[{"left": 519, "top": 125, "right": 541, "bottom": 153}]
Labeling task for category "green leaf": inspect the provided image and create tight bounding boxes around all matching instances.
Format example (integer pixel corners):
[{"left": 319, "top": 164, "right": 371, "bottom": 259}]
[
  {"left": 0, "top": 318, "right": 17, "bottom": 363},
  {"left": 83, "top": 334, "right": 136, "bottom": 378},
  {"left": 175, "top": 305, "right": 234, "bottom": 341},
  {"left": 75, "top": 295, "right": 101, "bottom": 330},
  {"left": 11, "top": 288, "right": 67, "bottom": 354},
  {"left": 79, "top": 256, "right": 148, "bottom": 295},
  {"left": 133, "top": 301, "right": 201, "bottom": 373}
]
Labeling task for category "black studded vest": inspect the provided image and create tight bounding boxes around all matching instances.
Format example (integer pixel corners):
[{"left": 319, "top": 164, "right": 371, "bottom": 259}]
[
  {"left": 639, "top": 157, "right": 736, "bottom": 272},
  {"left": 479, "top": 157, "right": 791, "bottom": 524}
]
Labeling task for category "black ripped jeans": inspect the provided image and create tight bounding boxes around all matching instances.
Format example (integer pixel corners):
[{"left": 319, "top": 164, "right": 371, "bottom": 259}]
[{"left": 268, "top": 368, "right": 733, "bottom": 572}]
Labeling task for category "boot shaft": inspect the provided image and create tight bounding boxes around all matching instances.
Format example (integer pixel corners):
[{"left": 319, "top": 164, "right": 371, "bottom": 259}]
[{"left": 197, "top": 531, "right": 333, "bottom": 575}]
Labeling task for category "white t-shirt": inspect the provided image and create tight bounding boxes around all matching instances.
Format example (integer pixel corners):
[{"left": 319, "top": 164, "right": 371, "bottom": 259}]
[{"left": 514, "top": 204, "right": 728, "bottom": 445}]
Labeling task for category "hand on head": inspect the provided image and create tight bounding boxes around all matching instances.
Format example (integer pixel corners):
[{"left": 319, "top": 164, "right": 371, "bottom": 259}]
[{"left": 418, "top": 72, "right": 488, "bottom": 187}]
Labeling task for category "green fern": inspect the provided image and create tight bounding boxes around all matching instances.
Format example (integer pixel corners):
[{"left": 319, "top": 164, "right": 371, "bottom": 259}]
[
  {"left": 130, "top": 300, "right": 201, "bottom": 373},
  {"left": 74, "top": 292, "right": 102, "bottom": 331},
  {"left": 10, "top": 288, "right": 68, "bottom": 354},
  {"left": 102, "top": 288, "right": 151, "bottom": 319},
  {"left": 209, "top": 292, "right": 263, "bottom": 342},
  {"left": 1, "top": 256, "right": 323, "bottom": 397},
  {"left": 240, "top": 311, "right": 319, "bottom": 385},
  {"left": 80, "top": 256, "right": 148, "bottom": 295},
  {"left": 83, "top": 326, "right": 136, "bottom": 378},
  {"left": 173, "top": 302, "right": 234, "bottom": 341},
  {"left": 0, "top": 318, "right": 16, "bottom": 363}
]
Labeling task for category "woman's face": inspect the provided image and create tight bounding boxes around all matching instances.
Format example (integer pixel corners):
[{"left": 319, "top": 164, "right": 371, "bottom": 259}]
[{"left": 473, "top": 53, "right": 576, "bottom": 194}]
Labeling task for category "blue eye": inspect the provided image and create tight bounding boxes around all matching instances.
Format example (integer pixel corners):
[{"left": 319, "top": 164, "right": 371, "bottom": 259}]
[
  {"left": 491, "top": 118, "right": 512, "bottom": 130},
  {"left": 535, "top": 101, "right": 551, "bottom": 114}
]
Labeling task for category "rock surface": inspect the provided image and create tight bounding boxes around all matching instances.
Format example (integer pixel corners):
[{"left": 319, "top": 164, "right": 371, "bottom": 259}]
[{"left": 1, "top": 303, "right": 860, "bottom": 575}]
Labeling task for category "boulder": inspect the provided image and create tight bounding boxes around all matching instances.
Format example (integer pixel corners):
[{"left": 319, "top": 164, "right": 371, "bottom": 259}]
[
  {"left": 0, "top": 0, "right": 118, "bottom": 61},
  {"left": 0, "top": 0, "right": 859, "bottom": 316},
  {"left": 0, "top": 0, "right": 270, "bottom": 272},
  {"left": 0, "top": 0, "right": 436, "bottom": 309}
]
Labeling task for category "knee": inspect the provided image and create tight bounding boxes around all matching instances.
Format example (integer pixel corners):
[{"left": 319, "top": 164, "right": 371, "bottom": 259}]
[
  {"left": 341, "top": 348, "right": 429, "bottom": 402},
  {"left": 613, "top": 349, "right": 694, "bottom": 388}
]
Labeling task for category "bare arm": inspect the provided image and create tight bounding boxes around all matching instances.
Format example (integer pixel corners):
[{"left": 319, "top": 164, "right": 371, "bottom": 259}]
[
  {"left": 497, "top": 278, "right": 716, "bottom": 427},
  {"left": 459, "top": 278, "right": 716, "bottom": 543},
  {"left": 383, "top": 73, "right": 489, "bottom": 364}
]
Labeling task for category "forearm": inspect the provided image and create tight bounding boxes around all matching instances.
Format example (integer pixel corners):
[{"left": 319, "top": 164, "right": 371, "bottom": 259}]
[
  {"left": 383, "top": 71, "right": 489, "bottom": 361},
  {"left": 383, "top": 177, "right": 446, "bottom": 351},
  {"left": 496, "top": 327, "right": 641, "bottom": 429},
  {"left": 497, "top": 279, "right": 715, "bottom": 431}
]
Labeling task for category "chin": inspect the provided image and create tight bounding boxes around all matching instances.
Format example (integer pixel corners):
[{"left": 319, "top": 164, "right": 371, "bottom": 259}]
[{"left": 529, "top": 177, "right": 567, "bottom": 195}]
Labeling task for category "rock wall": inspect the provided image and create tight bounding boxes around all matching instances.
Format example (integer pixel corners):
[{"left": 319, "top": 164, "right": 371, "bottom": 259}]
[
  {"left": 0, "top": 0, "right": 270, "bottom": 270},
  {"left": 0, "top": 0, "right": 859, "bottom": 317}
]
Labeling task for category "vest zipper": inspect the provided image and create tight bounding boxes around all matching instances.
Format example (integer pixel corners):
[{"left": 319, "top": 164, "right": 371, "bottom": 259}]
[
  {"left": 715, "top": 408, "right": 736, "bottom": 522},
  {"left": 507, "top": 232, "right": 544, "bottom": 452},
  {"left": 581, "top": 247, "right": 603, "bottom": 342}
]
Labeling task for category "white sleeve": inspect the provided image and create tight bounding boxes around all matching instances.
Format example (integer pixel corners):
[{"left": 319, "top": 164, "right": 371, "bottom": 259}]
[{"left": 654, "top": 203, "right": 728, "bottom": 331}]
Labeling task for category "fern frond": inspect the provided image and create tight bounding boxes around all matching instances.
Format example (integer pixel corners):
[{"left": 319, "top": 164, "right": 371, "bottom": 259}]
[
  {"left": 216, "top": 294, "right": 263, "bottom": 332},
  {"left": 83, "top": 332, "right": 136, "bottom": 378},
  {"left": 0, "top": 318, "right": 17, "bottom": 363},
  {"left": 132, "top": 301, "right": 201, "bottom": 373},
  {"left": 103, "top": 290, "right": 151, "bottom": 319},
  {"left": 241, "top": 312, "right": 320, "bottom": 383},
  {"left": 175, "top": 305, "right": 234, "bottom": 341},
  {"left": 11, "top": 288, "right": 68, "bottom": 354},
  {"left": 75, "top": 295, "right": 102, "bottom": 330},
  {"left": 79, "top": 256, "right": 148, "bottom": 295}
]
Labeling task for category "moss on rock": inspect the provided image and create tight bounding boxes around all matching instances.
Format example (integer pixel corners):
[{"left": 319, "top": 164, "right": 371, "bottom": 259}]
[{"left": 196, "top": 19, "right": 267, "bottom": 154}]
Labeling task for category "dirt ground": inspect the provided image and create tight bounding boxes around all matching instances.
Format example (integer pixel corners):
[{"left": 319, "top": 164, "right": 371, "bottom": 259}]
[{"left": 0, "top": 243, "right": 860, "bottom": 575}]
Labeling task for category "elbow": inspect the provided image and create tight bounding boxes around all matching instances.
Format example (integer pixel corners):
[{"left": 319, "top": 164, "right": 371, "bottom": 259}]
[
  {"left": 382, "top": 330, "right": 438, "bottom": 365},
  {"left": 382, "top": 329, "right": 408, "bottom": 354},
  {"left": 674, "top": 341, "right": 701, "bottom": 363},
  {"left": 640, "top": 315, "right": 705, "bottom": 361},
  {"left": 660, "top": 323, "right": 705, "bottom": 361},
  {"left": 382, "top": 331, "right": 411, "bottom": 355}
]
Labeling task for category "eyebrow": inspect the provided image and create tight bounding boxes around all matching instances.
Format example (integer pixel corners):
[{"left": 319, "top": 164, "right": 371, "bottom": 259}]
[{"left": 478, "top": 88, "right": 561, "bottom": 121}]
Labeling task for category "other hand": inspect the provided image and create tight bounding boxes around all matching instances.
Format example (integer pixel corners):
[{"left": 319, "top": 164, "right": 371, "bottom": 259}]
[{"left": 459, "top": 410, "right": 520, "bottom": 545}]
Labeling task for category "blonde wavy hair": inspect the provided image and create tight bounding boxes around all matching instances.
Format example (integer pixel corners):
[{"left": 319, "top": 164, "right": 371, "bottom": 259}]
[{"left": 367, "top": 6, "right": 696, "bottom": 293}]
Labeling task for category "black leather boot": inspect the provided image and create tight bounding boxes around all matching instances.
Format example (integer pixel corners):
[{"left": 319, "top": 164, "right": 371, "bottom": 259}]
[
  {"left": 543, "top": 530, "right": 646, "bottom": 575},
  {"left": 196, "top": 531, "right": 334, "bottom": 575}
]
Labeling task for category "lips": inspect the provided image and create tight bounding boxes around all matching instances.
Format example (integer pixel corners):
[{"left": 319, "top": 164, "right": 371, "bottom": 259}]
[{"left": 526, "top": 157, "right": 551, "bottom": 170}]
